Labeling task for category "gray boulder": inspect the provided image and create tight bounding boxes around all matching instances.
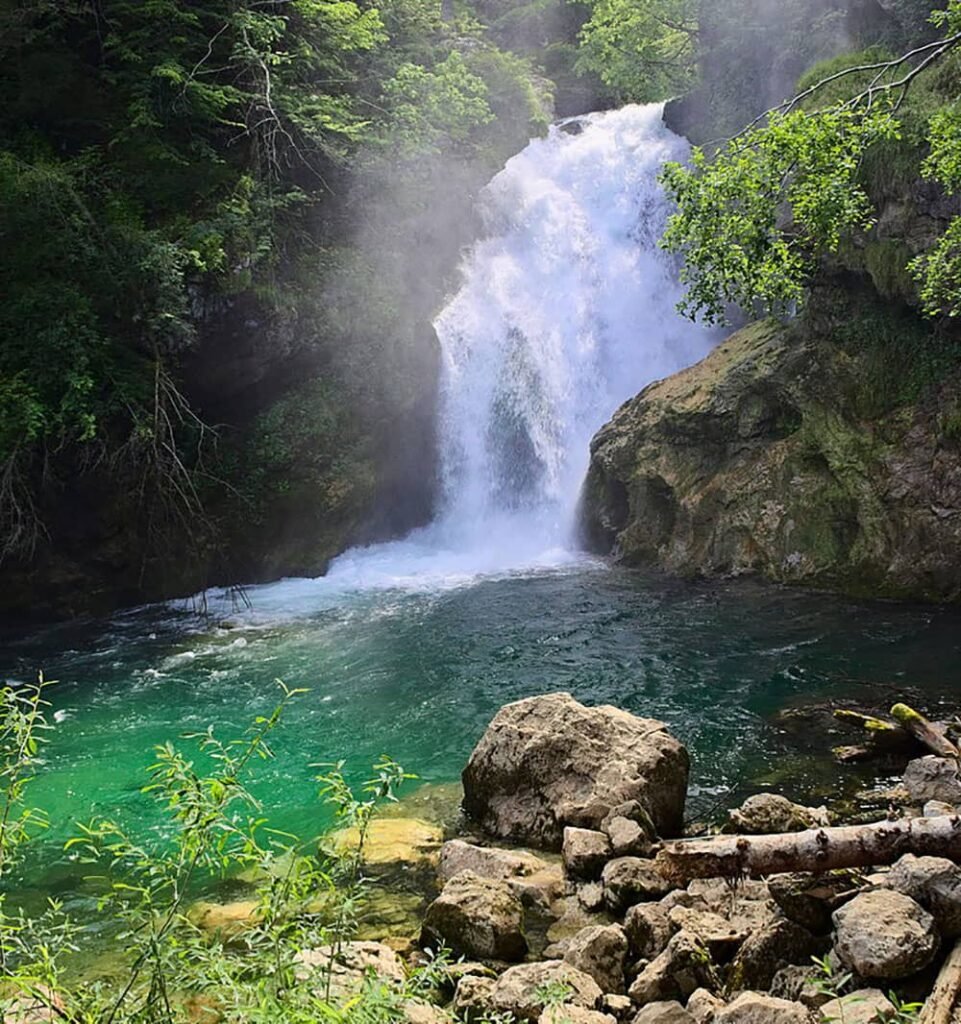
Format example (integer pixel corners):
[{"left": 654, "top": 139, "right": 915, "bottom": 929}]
[
  {"left": 714, "top": 993, "right": 809, "bottom": 1024},
  {"left": 819, "top": 989, "right": 896, "bottom": 1023},
  {"left": 421, "top": 870, "right": 527, "bottom": 961},
  {"left": 687, "top": 989, "right": 726, "bottom": 1023},
  {"left": 490, "top": 961, "right": 603, "bottom": 1021},
  {"left": 539, "top": 1009, "right": 616, "bottom": 1024},
  {"left": 564, "top": 827, "right": 613, "bottom": 880},
  {"left": 768, "top": 871, "right": 858, "bottom": 935},
  {"left": 632, "top": 1002, "right": 695, "bottom": 1024},
  {"left": 462, "top": 693, "right": 689, "bottom": 848},
  {"left": 564, "top": 924, "right": 629, "bottom": 994},
  {"left": 728, "top": 794, "right": 829, "bottom": 834},
  {"left": 627, "top": 931, "right": 719, "bottom": 1006},
  {"left": 833, "top": 890, "right": 940, "bottom": 979},
  {"left": 904, "top": 756, "right": 961, "bottom": 805},
  {"left": 884, "top": 853, "right": 961, "bottom": 937},
  {"left": 624, "top": 902, "right": 673, "bottom": 960},
  {"left": 602, "top": 857, "right": 673, "bottom": 912},
  {"left": 727, "top": 919, "right": 821, "bottom": 992},
  {"left": 452, "top": 976, "right": 497, "bottom": 1023}
]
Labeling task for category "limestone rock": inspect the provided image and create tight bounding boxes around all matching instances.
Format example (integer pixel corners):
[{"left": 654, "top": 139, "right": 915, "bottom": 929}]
[
  {"left": 819, "top": 989, "right": 896, "bottom": 1023},
  {"left": 728, "top": 794, "right": 829, "bottom": 834},
  {"left": 578, "top": 882, "right": 607, "bottom": 912},
  {"left": 603, "top": 994, "right": 633, "bottom": 1018},
  {"left": 453, "top": 975, "right": 497, "bottom": 1022},
  {"left": 490, "top": 961, "right": 603, "bottom": 1021},
  {"left": 564, "top": 924, "right": 629, "bottom": 994},
  {"left": 439, "top": 839, "right": 549, "bottom": 883},
  {"left": 885, "top": 853, "right": 961, "bottom": 937},
  {"left": 332, "top": 817, "right": 443, "bottom": 872},
  {"left": 188, "top": 898, "right": 261, "bottom": 941},
  {"left": 627, "top": 931, "right": 719, "bottom": 1006},
  {"left": 605, "top": 816, "right": 652, "bottom": 858},
  {"left": 714, "top": 992, "right": 809, "bottom": 1024},
  {"left": 727, "top": 919, "right": 820, "bottom": 992},
  {"left": 833, "top": 890, "right": 940, "bottom": 979},
  {"left": 624, "top": 902, "right": 673, "bottom": 960},
  {"left": 539, "top": 1007, "right": 616, "bottom": 1024},
  {"left": 462, "top": 693, "right": 689, "bottom": 847},
  {"left": 564, "top": 827, "right": 614, "bottom": 880},
  {"left": 924, "top": 800, "right": 959, "bottom": 817},
  {"left": 768, "top": 871, "right": 858, "bottom": 935},
  {"left": 403, "top": 1000, "right": 453, "bottom": 1024},
  {"left": 667, "top": 906, "right": 748, "bottom": 961},
  {"left": 420, "top": 870, "right": 527, "bottom": 962},
  {"left": 632, "top": 1001, "right": 695, "bottom": 1024},
  {"left": 904, "top": 757, "right": 961, "bottom": 806},
  {"left": 687, "top": 988, "right": 726, "bottom": 1024},
  {"left": 602, "top": 857, "right": 673, "bottom": 912},
  {"left": 768, "top": 965, "right": 829, "bottom": 1010},
  {"left": 296, "top": 941, "right": 406, "bottom": 1000}
]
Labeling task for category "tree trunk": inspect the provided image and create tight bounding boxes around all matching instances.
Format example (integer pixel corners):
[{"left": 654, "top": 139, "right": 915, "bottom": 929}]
[
  {"left": 655, "top": 815, "right": 961, "bottom": 885},
  {"left": 891, "top": 703, "right": 960, "bottom": 759},
  {"left": 920, "top": 938, "right": 961, "bottom": 1024}
]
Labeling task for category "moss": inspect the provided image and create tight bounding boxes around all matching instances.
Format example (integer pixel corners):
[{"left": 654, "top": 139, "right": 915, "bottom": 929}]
[{"left": 863, "top": 238, "right": 917, "bottom": 303}]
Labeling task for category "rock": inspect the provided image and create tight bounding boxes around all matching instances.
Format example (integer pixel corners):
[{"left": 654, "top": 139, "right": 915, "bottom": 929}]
[
  {"left": 714, "top": 992, "right": 809, "bottom": 1024},
  {"left": 602, "top": 857, "right": 673, "bottom": 911},
  {"left": 403, "top": 1001, "right": 452, "bottom": 1024},
  {"left": 605, "top": 817, "right": 653, "bottom": 858},
  {"left": 768, "top": 871, "right": 858, "bottom": 935},
  {"left": 819, "top": 989, "right": 896, "bottom": 1023},
  {"left": 462, "top": 693, "right": 689, "bottom": 847},
  {"left": 420, "top": 870, "right": 528, "bottom": 961},
  {"left": 667, "top": 906, "right": 748, "bottom": 961},
  {"left": 603, "top": 994, "right": 634, "bottom": 1018},
  {"left": 331, "top": 817, "right": 443, "bottom": 872},
  {"left": 439, "top": 839, "right": 563, "bottom": 909},
  {"left": 687, "top": 988, "right": 726, "bottom": 1024},
  {"left": 453, "top": 975, "right": 497, "bottom": 1022},
  {"left": 728, "top": 794, "right": 829, "bottom": 834},
  {"left": 564, "top": 924, "right": 629, "bottom": 994},
  {"left": 727, "top": 919, "right": 821, "bottom": 992},
  {"left": 632, "top": 1001, "right": 695, "bottom": 1024},
  {"left": 490, "top": 962, "right": 603, "bottom": 1021},
  {"left": 627, "top": 931, "right": 719, "bottom": 1006},
  {"left": 546, "top": 895, "right": 613, "bottom": 953},
  {"left": 833, "top": 890, "right": 940, "bottom": 979},
  {"left": 904, "top": 757, "right": 961, "bottom": 805},
  {"left": 624, "top": 902, "right": 673, "bottom": 960},
  {"left": 539, "top": 1007, "right": 616, "bottom": 1024},
  {"left": 924, "top": 799, "right": 958, "bottom": 817},
  {"left": 580, "top": 315, "right": 961, "bottom": 604},
  {"left": 296, "top": 941, "right": 406, "bottom": 999},
  {"left": 578, "top": 882, "right": 607, "bottom": 912},
  {"left": 1, "top": 988, "right": 65, "bottom": 1024},
  {"left": 564, "top": 827, "right": 614, "bottom": 880},
  {"left": 188, "top": 898, "right": 261, "bottom": 941},
  {"left": 885, "top": 853, "right": 961, "bottom": 937},
  {"left": 768, "top": 965, "right": 829, "bottom": 1010},
  {"left": 686, "top": 878, "right": 769, "bottom": 908}
]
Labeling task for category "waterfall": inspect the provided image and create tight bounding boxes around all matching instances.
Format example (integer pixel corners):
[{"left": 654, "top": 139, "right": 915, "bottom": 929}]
[{"left": 324, "top": 104, "right": 718, "bottom": 589}]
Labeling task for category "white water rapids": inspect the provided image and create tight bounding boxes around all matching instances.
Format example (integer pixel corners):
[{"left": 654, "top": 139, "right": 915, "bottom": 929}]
[{"left": 227, "top": 104, "right": 719, "bottom": 612}]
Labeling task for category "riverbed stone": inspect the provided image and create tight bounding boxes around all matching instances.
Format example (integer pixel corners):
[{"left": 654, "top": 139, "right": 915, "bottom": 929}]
[
  {"left": 188, "top": 898, "right": 261, "bottom": 940},
  {"left": 439, "top": 839, "right": 548, "bottom": 883},
  {"left": 819, "top": 989, "right": 896, "bottom": 1023},
  {"left": 833, "top": 889, "right": 940, "bottom": 979},
  {"left": 421, "top": 870, "right": 527, "bottom": 961},
  {"left": 728, "top": 793, "right": 829, "bottom": 834},
  {"left": 332, "top": 817, "right": 443, "bottom": 873},
  {"left": 726, "top": 919, "right": 821, "bottom": 992},
  {"left": 624, "top": 902, "right": 673, "bottom": 960},
  {"left": 714, "top": 993, "right": 809, "bottom": 1024},
  {"left": 490, "top": 961, "right": 603, "bottom": 1021},
  {"left": 564, "top": 827, "right": 613, "bottom": 879},
  {"left": 296, "top": 941, "right": 406, "bottom": 999},
  {"left": 564, "top": 924, "right": 629, "bottom": 994},
  {"left": 904, "top": 756, "right": 961, "bottom": 805},
  {"left": 884, "top": 853, "right": 961, "bottom": 937},
  {"left": 462, "top": 693, "right": 689, "bottom": 848},
  {"left": 627, "top": 931, "right": 719, "bottom": 1006},
  {"left": 602, "top": 857, "right": 673, "bottom": 911},
  {"left": 632, "top": 1001, "right": 695, "bottom": 1024}
]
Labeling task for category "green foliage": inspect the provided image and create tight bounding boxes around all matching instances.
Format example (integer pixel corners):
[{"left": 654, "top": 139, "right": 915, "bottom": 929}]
[
  {"left": 661, "top": 106, "right": 899, "bottom": 323},
  {"left": 575, "top": 0, "right": 697, "bottom": 102}
]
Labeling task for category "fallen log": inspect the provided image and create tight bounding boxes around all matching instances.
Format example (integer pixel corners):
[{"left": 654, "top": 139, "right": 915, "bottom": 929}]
[
  {"left": 655, "top": 814, "right": 961, "bottom": 885},
  {"left": 920, "top": 938, "right": 961, "bottom": 1024},
  {"left": 891, "top": 703, "right": 960, "bottom": 759}
]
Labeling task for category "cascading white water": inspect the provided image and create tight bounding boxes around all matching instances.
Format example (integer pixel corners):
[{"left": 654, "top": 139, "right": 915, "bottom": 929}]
[{"left": 267, "top": 104, "right": 719, "bottom": 600}]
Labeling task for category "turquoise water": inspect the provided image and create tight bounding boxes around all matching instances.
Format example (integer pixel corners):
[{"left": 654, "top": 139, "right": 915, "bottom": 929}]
[{"left": 4, "top": 559, "right": 961, "bottom": 909}]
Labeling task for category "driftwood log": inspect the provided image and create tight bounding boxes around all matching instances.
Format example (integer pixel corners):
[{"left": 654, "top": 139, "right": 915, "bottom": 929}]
[
  {"left": 891, "top": 703, "right": 960, "bottom": 759},
  {"left": 920, "top": 938, "right": 961, "bottom": 1024},
  {"left": 655, "top": 815, "right": 961, "bottom": 885}
]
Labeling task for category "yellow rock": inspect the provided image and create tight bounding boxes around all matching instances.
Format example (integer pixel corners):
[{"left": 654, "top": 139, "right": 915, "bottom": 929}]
[
  {"left": 330, "top": 817, "right": 443, "bottom": 868},
  {"left": 188, "top": 898, "right": 262, "bottom": 940}
]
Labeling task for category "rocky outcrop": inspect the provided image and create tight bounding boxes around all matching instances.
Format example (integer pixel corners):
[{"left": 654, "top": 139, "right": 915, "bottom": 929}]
[
  {"left": 581, "top": 315, "right": 961, "bottom": 603},
  {"left": 462, "top": 693, "right": 689, "bottom": 848}
]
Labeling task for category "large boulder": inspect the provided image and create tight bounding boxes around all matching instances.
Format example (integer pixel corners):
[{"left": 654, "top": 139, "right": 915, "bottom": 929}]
[
  {"left": 420, "top": 871, "right": 527, "bottom": 962},
  {"left": 462, "top": 694, "right": 689, "bottom": 848},
  {"left": 884, "top": 853, "right": 961, "bottom": 937},
  {"left": 563, "top": 924, "right": 629, "bottom": 994},
  {"left": 903, "top": 756, "right": 961, "bottom": 805},
  {"left": 489, "top": 961, "right": 603, "bottom": 1021},
  {"left": 439, "top": 839, "right": 563, "bottom": 909},
  {"left": 833, "top": 890, "right": 940, "bottom": 979},
  {"left": 602, "top": 857, "right": 673, "bottom": 912},
  {"left": 726, "top": 920, "right": 821, "bottom": 992}
]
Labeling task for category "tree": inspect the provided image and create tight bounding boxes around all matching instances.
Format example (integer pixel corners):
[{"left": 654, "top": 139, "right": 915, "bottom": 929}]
[{"left": 659, "top": 1, "right": 961, "bottom": 323}]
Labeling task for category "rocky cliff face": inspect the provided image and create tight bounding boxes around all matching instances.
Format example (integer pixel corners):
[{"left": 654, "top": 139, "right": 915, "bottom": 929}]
[{"left": 580, "top": 311, "right": 961, "bottom": 602}]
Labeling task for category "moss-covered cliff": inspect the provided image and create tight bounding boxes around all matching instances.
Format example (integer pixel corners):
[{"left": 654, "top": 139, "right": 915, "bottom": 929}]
[{"left": 581, "top": 298, "right": 961, "bottom": 601}]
